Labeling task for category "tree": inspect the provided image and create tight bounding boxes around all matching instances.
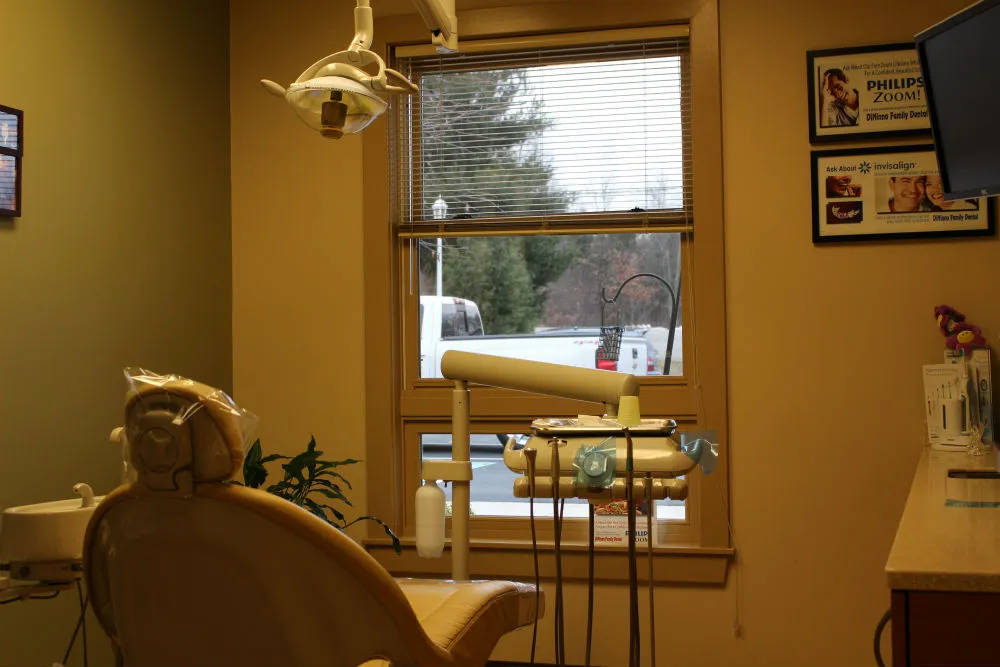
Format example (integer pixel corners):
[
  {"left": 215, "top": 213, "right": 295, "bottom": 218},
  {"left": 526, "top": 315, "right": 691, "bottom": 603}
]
[
  {"left": 416, "top": 68, "right": 575, "bottom": 333},
  {"left": 442, "top": 238, "right": 537, "bottom": 334},
  {"left": 542, "top": 233, "right": 681, "bottom": 330}
]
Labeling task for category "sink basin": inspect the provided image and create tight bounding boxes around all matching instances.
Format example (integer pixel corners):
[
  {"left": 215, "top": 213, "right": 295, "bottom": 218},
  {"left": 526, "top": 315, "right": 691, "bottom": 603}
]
[
  {"left": 946, "top": 469, "right": 1000, "bottom": 505},
  {"left": 0, "top": 484, "right": 104, "bottom": 563}
]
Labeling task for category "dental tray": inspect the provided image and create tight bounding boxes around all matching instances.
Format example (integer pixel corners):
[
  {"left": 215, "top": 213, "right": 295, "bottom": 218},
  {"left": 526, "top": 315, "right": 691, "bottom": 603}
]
[{"left": 531, "top": 417, "right": 677, "bottom": 436}]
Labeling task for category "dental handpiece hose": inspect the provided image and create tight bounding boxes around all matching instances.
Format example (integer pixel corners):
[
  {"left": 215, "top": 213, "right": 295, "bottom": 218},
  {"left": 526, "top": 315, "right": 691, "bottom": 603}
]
[
  {"left": 586, "top": 501, "right": 595, "bottom": 667},
  {"left": 550, "top": 438, "right": 566, "bottom": 666},
  {"left": 626, "top": 428, "right": 639, "bottom": 667},
  {"left": 646, "top": 472, "right": 656, "bottom": 667},
  {"left": 525, "top": 447, "right": 540, "bottom": 665}
]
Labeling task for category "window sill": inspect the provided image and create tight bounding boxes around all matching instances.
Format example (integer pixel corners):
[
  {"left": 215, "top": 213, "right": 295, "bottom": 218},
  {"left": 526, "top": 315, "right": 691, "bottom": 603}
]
[{"left": 364, "top": 537, "right": 734, "bottom": 585}]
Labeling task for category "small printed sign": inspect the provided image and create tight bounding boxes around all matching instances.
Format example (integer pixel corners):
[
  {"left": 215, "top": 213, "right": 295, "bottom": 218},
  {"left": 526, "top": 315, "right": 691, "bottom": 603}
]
[
  {"left": 807, "top": 43, "right": 931, "bottom": 143},
  {"left": 811, "top": 145, "right": 994, "bottom": 243}
]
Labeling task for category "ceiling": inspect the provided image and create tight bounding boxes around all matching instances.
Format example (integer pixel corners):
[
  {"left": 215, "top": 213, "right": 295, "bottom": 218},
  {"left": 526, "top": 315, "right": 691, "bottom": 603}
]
[{"left": 372, "top": 0, "right": 574, "bottom": 17}]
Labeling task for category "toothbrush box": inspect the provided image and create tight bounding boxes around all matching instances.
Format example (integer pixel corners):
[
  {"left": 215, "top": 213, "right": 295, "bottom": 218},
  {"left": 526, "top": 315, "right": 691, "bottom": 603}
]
[
  {"left": 923, "top": 363, "right": 969, "bottom": 450},
  {"left": 944, "top": 348, "right": 994, "bottom": 444}
]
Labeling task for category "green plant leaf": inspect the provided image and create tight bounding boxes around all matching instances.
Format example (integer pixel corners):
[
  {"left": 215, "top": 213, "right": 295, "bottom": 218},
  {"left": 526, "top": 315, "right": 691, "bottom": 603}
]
[
  {"left": 265, "top": 482, "right": 297, "bottom": 502},
  {"left": 311, "top": 487, "right": 352, "bottom": 506},
  {"left": 315, "top": 458, "right": 361, "bottom": 470},
  {"left": 281, "top": 456, "right": 309, "bottom": 484},
  {"left": 266, "top": 480, "right": 296, "bottom": 494},
  {"left": 312, "top": 477, "right": 348, "bottom": 495},
  {"left": 344, "top": 516, "right": 402, "bottom": 555},
  {"left": 302, "top": 498, "right": 332, "bottom": 523},
  {"left": 314, "top": 469, "right": 353, "bottom": 490},
  {"left": 245, "top": 440, "right": 262, "bottom": 465},
  {"left": 250, "top": 436, "right": 397, "bottom": 554},
  {"left": 280, "top": 436, "right": 324, "bottom": 484},
  {"left": 243, "top": 440, "right": 268, "bottom": 489}
]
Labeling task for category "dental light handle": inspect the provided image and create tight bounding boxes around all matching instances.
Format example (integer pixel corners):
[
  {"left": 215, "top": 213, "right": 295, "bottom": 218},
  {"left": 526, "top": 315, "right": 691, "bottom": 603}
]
[{"left": 415, "top": 481, "right": 446, "bottom": 558}]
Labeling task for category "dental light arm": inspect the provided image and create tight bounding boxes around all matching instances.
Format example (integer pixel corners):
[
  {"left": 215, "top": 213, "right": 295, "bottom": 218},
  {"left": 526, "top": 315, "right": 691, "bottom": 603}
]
[{"left": 261, "top": 0, "right": 457, "bottom": 139}]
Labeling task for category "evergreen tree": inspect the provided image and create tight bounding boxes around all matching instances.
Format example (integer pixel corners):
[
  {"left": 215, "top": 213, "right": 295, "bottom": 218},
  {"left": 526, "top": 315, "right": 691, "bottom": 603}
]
[
  {"left": 442, "top": 238, "right": 536, "bottom": 335},
  {"left": 417, "top": 68, "right": 574, "bottom": 333}
]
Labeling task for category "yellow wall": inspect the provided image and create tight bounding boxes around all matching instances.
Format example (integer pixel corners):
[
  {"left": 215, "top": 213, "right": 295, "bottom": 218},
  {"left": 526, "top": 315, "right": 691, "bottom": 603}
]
[
  {"left": 230, "top": 0, "right": 370, "bottom": 526},
  {"left": 720, "top": 0, "right": 998, "bottom": 663},
  {"left": 0, "top": 1, "right": 232, "bottom": 664},
  {"left": 230, "top": 0, "right": 1000, "bottom": 665}
]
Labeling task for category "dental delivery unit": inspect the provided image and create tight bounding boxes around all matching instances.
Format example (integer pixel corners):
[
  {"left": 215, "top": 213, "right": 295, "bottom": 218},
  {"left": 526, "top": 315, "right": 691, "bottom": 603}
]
[{"left": 417, "top": 350, "right": 719, "bottom": 666}]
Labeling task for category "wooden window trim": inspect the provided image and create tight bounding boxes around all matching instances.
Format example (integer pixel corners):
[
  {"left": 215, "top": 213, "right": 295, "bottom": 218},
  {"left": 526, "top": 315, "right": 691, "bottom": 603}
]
[{"left": 363, "top": 0, "right": 730, "bottom": 585}]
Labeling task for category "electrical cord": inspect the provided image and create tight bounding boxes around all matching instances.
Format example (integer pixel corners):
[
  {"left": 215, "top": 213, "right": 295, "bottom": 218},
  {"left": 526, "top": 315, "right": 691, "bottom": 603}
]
[
  {"left": 625, "top": 428, "right": 639, "bottom": 667},
  {"left": 646, "top": 472, "right": 656, "bottom": 667},
  {"left": 550, "top": 438, "right": 565, "bottom": 666},
  {"left": 585, "top": 501, "right": 595, "bottom": 667},
  {"left": 79, "top": 579, "right": 89, "bottom": 667},
  {"left": 62, "top": 581, "right": 90, "bottom": 667},
  {"left": 558, "top": 497, "right": 566, "bottom": 664},
  {"left": 874, "top": 608, "right": 891, "bottom": 667},
  {"left": 525, "top": 447, "right": 540, "bottom": 666},
  {"left": 0, "top": 590, "right": 61, "bottom": 604}
]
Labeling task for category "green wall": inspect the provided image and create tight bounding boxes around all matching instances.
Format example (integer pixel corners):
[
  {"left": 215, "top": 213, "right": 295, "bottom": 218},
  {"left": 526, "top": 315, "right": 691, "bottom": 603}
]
[{"left": 0, "top": 1, "right": 231, "bottom": 664}]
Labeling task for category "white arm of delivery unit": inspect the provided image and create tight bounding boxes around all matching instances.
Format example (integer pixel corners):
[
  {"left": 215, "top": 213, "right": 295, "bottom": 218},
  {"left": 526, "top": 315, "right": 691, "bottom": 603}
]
[
  {"left": 441, "top": 350, "right": 640, "bottom": 416},
  {"left": 434, "top": 350, "right": 641, "bottom": 581}
]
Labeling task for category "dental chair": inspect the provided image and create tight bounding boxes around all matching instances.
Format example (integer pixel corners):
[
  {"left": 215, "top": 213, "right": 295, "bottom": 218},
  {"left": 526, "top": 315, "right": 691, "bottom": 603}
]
[{"left": 83, "top": 373, "right": 541, "bottom": 667}]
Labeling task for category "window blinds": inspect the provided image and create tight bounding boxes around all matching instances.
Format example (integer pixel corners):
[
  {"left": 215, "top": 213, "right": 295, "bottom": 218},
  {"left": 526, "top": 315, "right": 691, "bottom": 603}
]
[{"left": 391, "top": 27, "right": 692, "bottom": 237}]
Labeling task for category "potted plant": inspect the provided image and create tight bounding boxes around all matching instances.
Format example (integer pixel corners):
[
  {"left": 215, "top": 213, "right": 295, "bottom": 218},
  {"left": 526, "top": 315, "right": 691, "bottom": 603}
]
[{"left": 237, "top": 436, "right": 401, "bottom": 553}]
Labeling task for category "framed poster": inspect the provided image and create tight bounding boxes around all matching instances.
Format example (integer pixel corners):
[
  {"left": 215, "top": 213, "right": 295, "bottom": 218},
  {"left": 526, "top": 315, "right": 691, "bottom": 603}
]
[
  {"left": 0, "top": 104, "right": 21, "bottom": 217},
  {"left": 0, "top": 104, "right": 22, "bottom": 154},
  {"left": 0, "top": 154, "right": 19, "bottom": 217},
  {"left": 811, "top": 144, "right": 995, "bottom": 243},
  {"left": 807, "top": 43, "right": 931, "bottom": 143}
]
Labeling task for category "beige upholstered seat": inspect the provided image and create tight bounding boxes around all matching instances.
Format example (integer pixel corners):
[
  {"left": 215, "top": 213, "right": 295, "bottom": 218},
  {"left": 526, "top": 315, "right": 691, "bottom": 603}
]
[
  {"left": 84, "top": 373, "right": 541, "bottom": 667},
  {"left": 396, "top": 579, "right": 539, "bottom": 666}
]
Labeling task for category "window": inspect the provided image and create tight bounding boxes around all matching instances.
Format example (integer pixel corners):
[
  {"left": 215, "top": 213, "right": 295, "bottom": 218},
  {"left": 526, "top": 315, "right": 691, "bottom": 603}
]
[{"left": 364, "top": 1, "right": 729, "bottom": 584}]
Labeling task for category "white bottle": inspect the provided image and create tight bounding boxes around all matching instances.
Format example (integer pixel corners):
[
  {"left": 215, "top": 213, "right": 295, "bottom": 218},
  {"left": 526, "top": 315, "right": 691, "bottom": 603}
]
[{"left": 415, "top": 480, "right": 446, "bottom": 558}]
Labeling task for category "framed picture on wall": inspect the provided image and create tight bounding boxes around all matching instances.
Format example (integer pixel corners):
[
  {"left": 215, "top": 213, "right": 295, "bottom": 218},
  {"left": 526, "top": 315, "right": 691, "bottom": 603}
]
[
  {"left": 807, "top": 43, "right": 932, "bottom": 143},
  {"left": 811, "top": 144, "right": 995, "bottom": 243},
  {"left": 0, "top": 154, "right": 21, "bottom": 217},
  {"left": 0, "top": 104, "right": 22, "bottom": 154},
  {"left": 0, "top": 104, "right": 22, "bottom": 218}
]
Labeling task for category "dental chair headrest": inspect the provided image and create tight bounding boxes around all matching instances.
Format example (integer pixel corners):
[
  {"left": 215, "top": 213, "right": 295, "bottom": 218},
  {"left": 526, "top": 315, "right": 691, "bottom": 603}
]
[{"left": 122, "top": 369, "right": 258, "bottom": 495}]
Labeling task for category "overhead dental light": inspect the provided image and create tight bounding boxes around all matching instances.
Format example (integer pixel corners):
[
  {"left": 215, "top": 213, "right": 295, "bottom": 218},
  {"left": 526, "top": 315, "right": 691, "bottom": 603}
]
[{"left": 261, "top": 0, "right": 458, "bottom": 139}]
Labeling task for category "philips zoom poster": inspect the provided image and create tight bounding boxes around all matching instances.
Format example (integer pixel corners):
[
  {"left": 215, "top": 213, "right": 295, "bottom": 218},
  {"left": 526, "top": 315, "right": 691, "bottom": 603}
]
[
  {"left": 811, "top": 145, "right": 995, "bottom": 243},
  {"left": 807, "top": 43, "right": 931, "bottom": 143}
]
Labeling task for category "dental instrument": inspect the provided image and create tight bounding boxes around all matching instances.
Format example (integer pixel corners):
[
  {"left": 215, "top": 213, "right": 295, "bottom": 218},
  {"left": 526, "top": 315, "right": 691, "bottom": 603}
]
[
  {"left": 261, "top": 0, "right": 457, "bottom": 139},
  {"left": 430, "top": 349, "right": 718, "bottom": 667}
]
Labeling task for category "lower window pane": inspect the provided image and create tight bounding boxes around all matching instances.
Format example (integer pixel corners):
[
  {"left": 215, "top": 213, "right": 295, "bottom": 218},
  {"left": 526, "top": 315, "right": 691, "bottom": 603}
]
[
  {"left": 417, "top": 233, "right": 683, "bottom": 379},
  {"left": 421, "top": 433, "right": 686, "bottom": 521}
]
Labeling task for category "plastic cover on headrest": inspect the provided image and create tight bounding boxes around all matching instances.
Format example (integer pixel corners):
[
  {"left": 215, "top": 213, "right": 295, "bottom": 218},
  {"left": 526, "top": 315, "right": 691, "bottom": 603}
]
[{"left": 122, "top": 368, "right": 259, "bottom": 491}]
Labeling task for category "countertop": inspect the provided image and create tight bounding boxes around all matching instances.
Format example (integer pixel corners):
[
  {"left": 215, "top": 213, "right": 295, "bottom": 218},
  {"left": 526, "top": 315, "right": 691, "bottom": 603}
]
[{"left": 886, "top": 446, "right": 1000, "bottom": 592}]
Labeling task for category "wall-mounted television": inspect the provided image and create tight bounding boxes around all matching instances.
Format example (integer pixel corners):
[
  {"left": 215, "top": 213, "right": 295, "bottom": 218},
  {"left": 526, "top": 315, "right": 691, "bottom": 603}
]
[{"left": 916, "top": 0, "right": 1000, "bottom": 200}]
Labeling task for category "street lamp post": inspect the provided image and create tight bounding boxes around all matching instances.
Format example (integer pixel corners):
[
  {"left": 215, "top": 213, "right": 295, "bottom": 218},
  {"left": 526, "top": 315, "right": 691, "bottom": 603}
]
[{"left": 432, "top": 196, "right": 448, "bottom": 299}]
